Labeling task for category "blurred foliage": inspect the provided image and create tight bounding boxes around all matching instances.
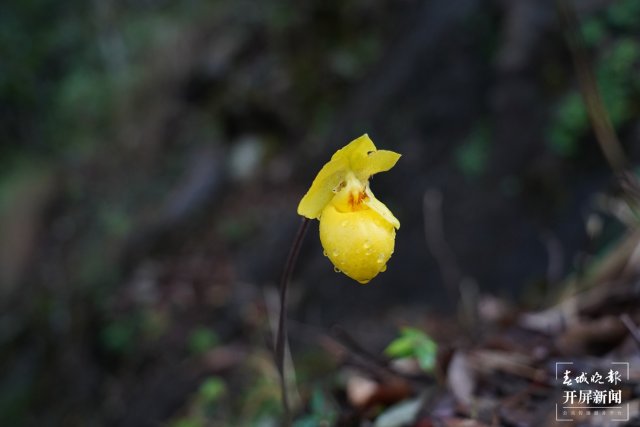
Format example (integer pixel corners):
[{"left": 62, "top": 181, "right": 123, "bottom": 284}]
[
  {"left": 549, "top": 92, "right": 587, "bottom": 157},
  {"left": 384, "top": 327, "right": 437, "bottom": 372},
  {"left": 455, "top": 122, "right": 491, "bottom": 178},
  {"left": 188, "top": 327, "right": 220, "bottom": 355},
  {"left": 548, "top": 0, "right": 640, "bottom": 157},
  {"left": 293, "top": 388, "right": 337, "bottom": 427},
  {"left": 199, "top": 377, "right": 226, "bottom": 403},
  {"left": 606, "top": 0, "right": 640, "bottom": 29},
  {"left": 0, "top": 0, "right": 214, "bottom": 171},
  {"left": 0, "top": 0, "right": 402, "bottom": 422},
  {"left": 100, "top": 309, "right": 170, "bottom": 356},
  {"left": 101, "top": 318, "right": 136, "bottom": 355},
  {"left": 1, "top": 0, "right": 85, "bottom": 159},
  {"left": 170, "top": 376, "right": 228, "bottom": 427}
]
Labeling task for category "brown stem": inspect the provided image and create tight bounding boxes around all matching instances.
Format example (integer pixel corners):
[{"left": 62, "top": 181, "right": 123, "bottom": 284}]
[
  {"left": 556, "top": 0, "right": 628, "bottom": 174},
  {"left": 275, "top": 217, "right": 310, "bottom": 425}
]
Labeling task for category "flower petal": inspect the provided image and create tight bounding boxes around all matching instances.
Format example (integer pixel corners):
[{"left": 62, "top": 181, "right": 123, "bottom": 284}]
[
  {"left": 353, "top": 150, "right": 401, "bottom": 181},
  {"left": 331, "top": 134, "right": 376, "bottom": 163},
  {"left": 297, "top": 157, "right": 348, "bottom": 219},
  {"left": 364, "top": 187, "right": 400, "bottom": 229},
  {"left": 297, "top": 134, "right": 376, "bottom": 219},
  {"left": 320, "top": 204, "right": 395, "bottom": 284}
]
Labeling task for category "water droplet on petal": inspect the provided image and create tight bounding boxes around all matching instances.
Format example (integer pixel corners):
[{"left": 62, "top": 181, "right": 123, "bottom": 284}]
[
  {"left": 333, "top": 266, "right": 341, "bottom": 273},
  {"left": 323, "top": 250, "right": 328, "bottom": 257},
  {"left": 332, "top": 250, "right": 339, "bottom": 257}
]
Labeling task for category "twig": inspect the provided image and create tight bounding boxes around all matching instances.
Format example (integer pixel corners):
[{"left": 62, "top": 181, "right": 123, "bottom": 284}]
[
  {"left": 556, "top": 0, "right": 640, "bottom": 294},
  {"left": 331, "top": 325, "right": 435, "bottom": 385},
  {"left": 620, "top": 313, "right": 640, "bottom": 350},
  {"left": 556, "top": 0, "right": 627, "bottom": 175},
  {"left": 422, "top": 190, "right": 483, "bottom": 338},
  {"left": 541, "top": 230, "right": 564, "bottom": 286},
  {"left": 275, "top": 218, "right": 310, "bottom": 425},
  {"left": 422, "top": 189, "right": 463, "bottom": 302}
]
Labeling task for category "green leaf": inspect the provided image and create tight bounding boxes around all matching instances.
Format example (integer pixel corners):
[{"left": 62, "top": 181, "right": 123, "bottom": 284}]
[
  {"left": 384, "top": 328, "right": 438, "bottom": 372},
  {"left": 293, "top": 388, "right": 336, "bottom": 426},
  {"left": 384, "top": 335, "right": 415, "bottom": 358},
  {"left": 188, "top": 327, "right": 219, "bottom": 355},
  {"left": 293, "top": 416, "right": 322, "bottom": 427},
  {"left": 199, "top": 377, "right": 226, "bottom": 403},
  {"left": 310, "top": 388, "right": 326, "bottom": 414},
  {"left": 414, "top": 340, "right": 437, "bottom": 371}
]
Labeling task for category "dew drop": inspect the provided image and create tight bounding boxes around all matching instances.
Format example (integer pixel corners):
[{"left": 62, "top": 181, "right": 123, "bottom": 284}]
[
  {"left": 334, "top": 266, "right": 341, "bottom": 273},
  {"left": 332, "top": 250, "right": 339, "bottom": 257},
  {"left": 323, "top": 250, "right": 328, "bottom": 257},
  {"left": 376, "top": 254, "right": 385, "bottom": 264}
]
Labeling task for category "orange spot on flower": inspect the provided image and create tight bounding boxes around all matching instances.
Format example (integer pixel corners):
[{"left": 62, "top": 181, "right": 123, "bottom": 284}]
[{"left": 348, "top": 191, "right": 369, "bottom": 210}]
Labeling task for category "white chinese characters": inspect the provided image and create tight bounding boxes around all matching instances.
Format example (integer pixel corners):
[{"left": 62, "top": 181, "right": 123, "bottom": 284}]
[
  {"left": 562, "top": 369, "right": 621, "bottom": 386},
  {"left": 562, "top": 389, "right": 622, "bottom": 405}
]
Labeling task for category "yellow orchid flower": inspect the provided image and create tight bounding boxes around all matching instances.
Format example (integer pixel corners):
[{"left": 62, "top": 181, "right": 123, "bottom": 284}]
[{"left": 297, "top": 134, "right": 401, "bottom": 284}]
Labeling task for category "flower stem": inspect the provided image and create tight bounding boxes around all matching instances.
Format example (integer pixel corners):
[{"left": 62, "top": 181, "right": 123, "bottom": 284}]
[{"left": 275, "top": 217, "right": 310, "bottom": 425}]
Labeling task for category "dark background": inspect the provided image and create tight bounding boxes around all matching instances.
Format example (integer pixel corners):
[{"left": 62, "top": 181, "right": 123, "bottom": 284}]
[{"left": 1, "top": 0, "right": 639, "bottom": 425}]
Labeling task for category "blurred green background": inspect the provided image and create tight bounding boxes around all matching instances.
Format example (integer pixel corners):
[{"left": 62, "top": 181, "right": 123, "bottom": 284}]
[{"left": 1, "top": 0, "right": 640, "bottom": 425}]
